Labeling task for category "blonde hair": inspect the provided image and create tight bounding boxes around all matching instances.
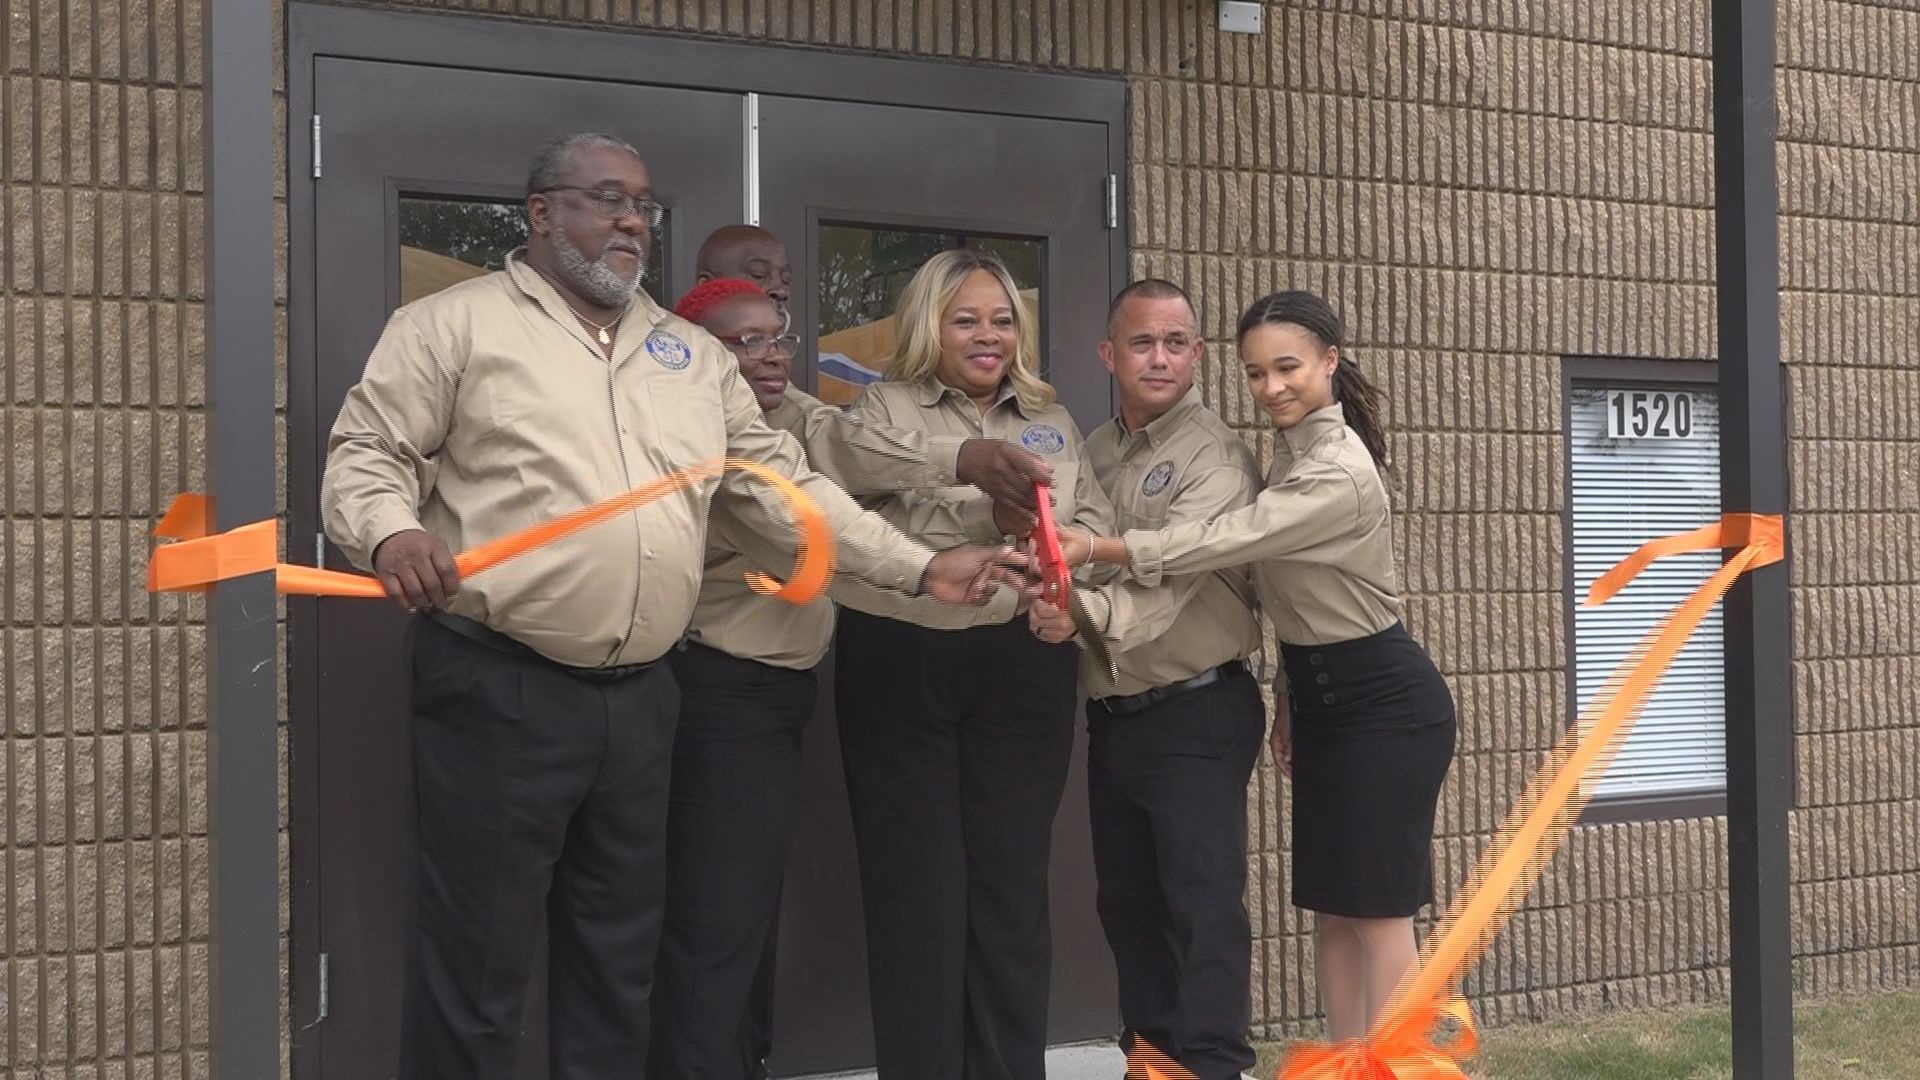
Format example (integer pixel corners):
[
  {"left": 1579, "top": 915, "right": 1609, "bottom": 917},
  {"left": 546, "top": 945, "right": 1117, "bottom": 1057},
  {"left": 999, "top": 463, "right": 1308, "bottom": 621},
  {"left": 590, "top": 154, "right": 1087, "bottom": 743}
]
[{"left": 886, "top": 248, "right": 1055, "bottom": 412}]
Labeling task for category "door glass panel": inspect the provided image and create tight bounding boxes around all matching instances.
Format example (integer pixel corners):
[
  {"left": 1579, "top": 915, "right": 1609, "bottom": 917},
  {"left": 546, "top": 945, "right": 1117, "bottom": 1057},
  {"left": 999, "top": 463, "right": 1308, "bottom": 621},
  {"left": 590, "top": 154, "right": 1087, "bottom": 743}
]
[
  {"left": 815, "top": 224, "right": 1044, "bottom": 405},
  {"left": 397, "top": 194, "right": 670, "bottom": 306}
]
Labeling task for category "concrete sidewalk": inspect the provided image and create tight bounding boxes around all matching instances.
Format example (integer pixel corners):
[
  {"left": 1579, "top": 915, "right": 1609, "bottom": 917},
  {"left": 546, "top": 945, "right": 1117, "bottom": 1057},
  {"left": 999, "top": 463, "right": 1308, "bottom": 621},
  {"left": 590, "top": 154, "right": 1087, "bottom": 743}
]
[{"left": 788, "top": 1041, "right": 1126, "bottom": 1079}]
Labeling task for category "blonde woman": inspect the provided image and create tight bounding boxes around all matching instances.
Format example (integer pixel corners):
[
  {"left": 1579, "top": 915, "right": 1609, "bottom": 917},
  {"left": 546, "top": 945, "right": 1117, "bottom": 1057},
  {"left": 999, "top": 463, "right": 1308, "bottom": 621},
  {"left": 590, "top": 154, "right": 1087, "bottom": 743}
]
[{"left": 836, "top": 248, "right": 1115, "bottom": 1080}]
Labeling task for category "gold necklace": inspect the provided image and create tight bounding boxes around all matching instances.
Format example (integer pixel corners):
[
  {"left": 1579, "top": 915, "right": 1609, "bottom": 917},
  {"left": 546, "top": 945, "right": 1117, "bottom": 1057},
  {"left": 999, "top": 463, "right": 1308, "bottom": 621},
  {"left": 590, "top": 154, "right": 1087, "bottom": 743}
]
[{"left": 576, "top": 308, "right": 623, "bottom": 346}]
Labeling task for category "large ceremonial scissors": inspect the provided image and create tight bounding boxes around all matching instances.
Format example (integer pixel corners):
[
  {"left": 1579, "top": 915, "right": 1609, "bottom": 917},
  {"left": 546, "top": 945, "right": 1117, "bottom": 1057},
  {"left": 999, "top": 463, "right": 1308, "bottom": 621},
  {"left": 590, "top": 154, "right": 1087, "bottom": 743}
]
[{"left": 1030, "top": 480, "right": 1118, "bottom": 684}]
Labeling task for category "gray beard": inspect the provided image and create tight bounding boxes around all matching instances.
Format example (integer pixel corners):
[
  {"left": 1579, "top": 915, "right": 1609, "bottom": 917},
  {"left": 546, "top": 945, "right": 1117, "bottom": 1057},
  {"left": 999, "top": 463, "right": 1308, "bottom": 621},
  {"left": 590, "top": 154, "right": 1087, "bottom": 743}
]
[{"left": 553, "top": 231, "right": 645, "bottom": 308}]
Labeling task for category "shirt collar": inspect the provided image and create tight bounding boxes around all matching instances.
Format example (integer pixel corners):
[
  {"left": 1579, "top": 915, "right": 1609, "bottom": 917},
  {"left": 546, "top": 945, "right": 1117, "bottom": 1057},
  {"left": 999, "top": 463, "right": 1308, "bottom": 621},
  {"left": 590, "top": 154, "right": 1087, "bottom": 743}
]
[
  {"left": 1117, "top": 386, "right": 1205, "bottom": 447},
  {"left": 910, "top": 375, "right": 1028, "bottom": 418},
  {"left": 1281, "top": 402, "right": 1347, "bottom": 458},
  {"left": 504, "top": 248, "right": 664, "bottom": 361},
  {"left": 764, "top": 392, "right": 806, "bottom": 430}
]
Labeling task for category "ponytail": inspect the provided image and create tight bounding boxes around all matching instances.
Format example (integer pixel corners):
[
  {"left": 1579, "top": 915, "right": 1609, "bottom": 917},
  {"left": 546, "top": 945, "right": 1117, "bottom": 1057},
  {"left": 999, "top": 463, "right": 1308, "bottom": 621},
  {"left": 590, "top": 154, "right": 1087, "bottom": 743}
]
[
  {"left": 1237, "top": 290, "right": 1392, "bottom": 474},
  {"left": 1331, "top": 354, "right": 1391, "bottom": 473}
]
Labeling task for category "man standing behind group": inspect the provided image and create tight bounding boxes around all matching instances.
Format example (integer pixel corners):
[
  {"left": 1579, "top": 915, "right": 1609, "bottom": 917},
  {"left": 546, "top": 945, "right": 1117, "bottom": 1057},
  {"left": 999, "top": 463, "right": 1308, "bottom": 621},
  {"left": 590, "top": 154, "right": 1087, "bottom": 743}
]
[
  {"left": 695, "top": 224, "right": 792, "bottom": 312},
  {"left": 1031, "top": 280, "right": 1265, "bottom": 1080},
  {"left": 321, "top": 133, "right": 1027, "bottom": 1080},
  {"left": 650, "top": 271, "right": 1053, "bottom": 1080}
]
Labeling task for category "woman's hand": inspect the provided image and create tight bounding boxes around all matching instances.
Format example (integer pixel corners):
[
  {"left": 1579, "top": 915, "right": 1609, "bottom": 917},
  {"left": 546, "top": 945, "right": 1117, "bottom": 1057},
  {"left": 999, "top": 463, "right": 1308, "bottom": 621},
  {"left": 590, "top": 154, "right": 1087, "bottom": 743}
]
[
  {"left": 1269, "top": 695, "right": 1293, "bottom": 778},
  {"left": 1027, "top": 598, "right": 1076, "bottom": 644},
  {"left": 919, "top": 544, "right": 1032, "bottom": 604},
  {"left": 1055, "top": 527, "right": 1092, "bottom": 569}
]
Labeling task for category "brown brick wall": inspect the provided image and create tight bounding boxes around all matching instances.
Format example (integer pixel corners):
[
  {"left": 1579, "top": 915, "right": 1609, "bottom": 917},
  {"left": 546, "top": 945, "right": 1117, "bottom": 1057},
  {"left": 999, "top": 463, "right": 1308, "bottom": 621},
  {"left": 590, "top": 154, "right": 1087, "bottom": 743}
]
[
  {"left": 4, "top": 0, "right": 1917, "bottom": 1074},
  {"left": 3, "top": 0, "right": 218, "bottom": 1076},
  {"left": 1775, "top": 0, "right": 1920, "bottom": 1010}
]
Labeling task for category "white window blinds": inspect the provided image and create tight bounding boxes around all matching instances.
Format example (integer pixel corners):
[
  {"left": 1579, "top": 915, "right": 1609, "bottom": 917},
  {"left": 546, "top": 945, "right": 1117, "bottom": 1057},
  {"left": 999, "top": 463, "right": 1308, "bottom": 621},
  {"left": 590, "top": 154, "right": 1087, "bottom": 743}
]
[{"left": 1568, "top": 384, "right": 1725, "bottom": 800}]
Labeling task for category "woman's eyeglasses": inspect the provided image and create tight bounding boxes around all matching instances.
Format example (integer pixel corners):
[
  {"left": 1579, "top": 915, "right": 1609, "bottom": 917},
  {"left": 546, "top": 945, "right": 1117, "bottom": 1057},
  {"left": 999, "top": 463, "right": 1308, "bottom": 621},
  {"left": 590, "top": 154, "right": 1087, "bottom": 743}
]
[
  {"left": 718, "top": 333, "right": 802, "bottom": 360},
  {"left": 540, "top": 186, "right": 666, "bottom": 229}
]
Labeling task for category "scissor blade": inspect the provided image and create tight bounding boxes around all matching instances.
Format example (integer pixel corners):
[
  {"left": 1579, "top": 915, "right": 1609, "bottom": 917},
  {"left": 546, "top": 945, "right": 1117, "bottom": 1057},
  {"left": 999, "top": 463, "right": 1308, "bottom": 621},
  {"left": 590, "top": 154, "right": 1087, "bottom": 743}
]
[{"left": 1067, "top": 589, "right": 1119, "bottom": 685}]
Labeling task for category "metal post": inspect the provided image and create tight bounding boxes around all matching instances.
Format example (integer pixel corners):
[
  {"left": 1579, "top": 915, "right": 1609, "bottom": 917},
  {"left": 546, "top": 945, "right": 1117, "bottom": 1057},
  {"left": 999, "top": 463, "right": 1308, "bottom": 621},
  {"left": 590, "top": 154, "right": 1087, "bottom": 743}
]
[
  {"left": 205, "top": 1, "right": 282, "bottom": 1077},
  {"left": 1711, "top": 0, "right": 1794, "bottom": 1076}
]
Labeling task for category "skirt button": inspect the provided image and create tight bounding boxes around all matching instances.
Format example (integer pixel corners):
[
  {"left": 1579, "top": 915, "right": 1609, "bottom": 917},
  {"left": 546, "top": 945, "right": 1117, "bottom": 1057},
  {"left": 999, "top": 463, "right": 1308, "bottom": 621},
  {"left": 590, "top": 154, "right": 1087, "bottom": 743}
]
[
  {"left": 1321, "top": 692, "right": 1336, "bottom": 705},
  {"left": 1316, "top": 673, "right": 1331, "bottom": 685}
]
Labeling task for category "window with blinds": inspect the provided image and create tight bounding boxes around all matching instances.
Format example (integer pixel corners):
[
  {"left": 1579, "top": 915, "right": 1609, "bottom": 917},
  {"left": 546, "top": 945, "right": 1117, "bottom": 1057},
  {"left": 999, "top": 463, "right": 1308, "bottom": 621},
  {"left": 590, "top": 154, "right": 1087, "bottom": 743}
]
[{"left": 1568, "top": 382, "right": 1724, "bottom": 801}]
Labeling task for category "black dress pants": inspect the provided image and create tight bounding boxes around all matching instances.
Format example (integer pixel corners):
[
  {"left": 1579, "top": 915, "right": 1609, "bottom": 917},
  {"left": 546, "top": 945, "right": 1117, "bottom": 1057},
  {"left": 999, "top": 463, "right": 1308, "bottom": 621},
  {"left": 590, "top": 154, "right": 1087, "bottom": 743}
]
[
  {"left": 1088, "top": 667, "right": 1264, "bottom": 1080},
  {"left": 835, "top": 612, "right": 1080, "bottom": 1080},
  {"left": 647, "top": 642, "right": 817, "bottom": 1080},
  {"left": 402, "top": 614, "right": 680, "bottom": 1080}
]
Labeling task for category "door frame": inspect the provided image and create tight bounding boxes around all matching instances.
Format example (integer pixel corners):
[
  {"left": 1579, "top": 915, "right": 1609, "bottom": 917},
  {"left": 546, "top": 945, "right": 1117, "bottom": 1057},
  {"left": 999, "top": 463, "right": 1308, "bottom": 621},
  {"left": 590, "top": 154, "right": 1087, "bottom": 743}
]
[{"left": 285, "top": 4, "right": 1128, "bottom": 1076}]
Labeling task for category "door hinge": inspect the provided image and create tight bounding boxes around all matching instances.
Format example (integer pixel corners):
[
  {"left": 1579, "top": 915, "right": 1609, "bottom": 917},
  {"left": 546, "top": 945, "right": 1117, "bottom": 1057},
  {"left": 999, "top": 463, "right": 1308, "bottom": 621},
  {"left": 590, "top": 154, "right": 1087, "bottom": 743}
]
[
  {"left": 311, "top": 114, "right": 323, "bottom": 179},
  {"left": 314, "top": 531, "right": 326, "bottom": 568},
  {"left": 1104, "top": 174, "right": 1118, "bottom": 230},
  {"left": 317, "top": 952, "right": 330, "bottom": 1020}
]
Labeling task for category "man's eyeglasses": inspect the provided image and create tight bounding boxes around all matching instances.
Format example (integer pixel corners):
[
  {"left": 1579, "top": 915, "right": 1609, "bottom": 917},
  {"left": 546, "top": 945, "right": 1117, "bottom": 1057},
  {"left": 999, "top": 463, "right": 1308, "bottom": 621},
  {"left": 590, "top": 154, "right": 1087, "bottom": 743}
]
[
  {"left": 718, "top": 333, "right": 801, "bottom": 360},
  {"left": 540, "top": 186, "right": 666, "bottom": 229}
]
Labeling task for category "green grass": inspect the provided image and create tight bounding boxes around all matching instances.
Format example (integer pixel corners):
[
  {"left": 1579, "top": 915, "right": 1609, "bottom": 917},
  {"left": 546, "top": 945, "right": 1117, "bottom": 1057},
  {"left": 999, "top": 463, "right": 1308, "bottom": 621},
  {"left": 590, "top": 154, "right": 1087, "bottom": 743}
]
[{"left": 1252, "top": 991, "right": 1920, "bottom": 1079}]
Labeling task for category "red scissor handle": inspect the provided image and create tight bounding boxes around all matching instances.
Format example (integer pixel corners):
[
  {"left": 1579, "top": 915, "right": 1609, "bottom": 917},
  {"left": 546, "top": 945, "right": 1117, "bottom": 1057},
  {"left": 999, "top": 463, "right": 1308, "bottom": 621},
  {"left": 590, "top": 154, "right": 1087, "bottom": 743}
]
[{"left": 1031, "top": 480, "right": 1071, "bottom": 605}]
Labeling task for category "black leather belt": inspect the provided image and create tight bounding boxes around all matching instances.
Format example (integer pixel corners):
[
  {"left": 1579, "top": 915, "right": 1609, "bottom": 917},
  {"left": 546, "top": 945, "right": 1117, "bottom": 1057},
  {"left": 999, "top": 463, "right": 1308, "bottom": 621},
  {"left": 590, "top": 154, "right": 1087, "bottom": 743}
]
[
  {"left": 1094, "top": 661, "right": 1245, "bottom": 717},
  {"left": 427, "top": 611, "right": 663, "bottom": 683}
]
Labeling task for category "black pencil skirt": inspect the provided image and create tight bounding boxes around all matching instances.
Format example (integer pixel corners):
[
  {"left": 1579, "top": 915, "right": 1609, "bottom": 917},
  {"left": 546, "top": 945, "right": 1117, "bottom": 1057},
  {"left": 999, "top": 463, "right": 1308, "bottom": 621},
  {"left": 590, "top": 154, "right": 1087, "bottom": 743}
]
[{"left": 1280, "top": 622, "right": 1456, "bottom": 919}]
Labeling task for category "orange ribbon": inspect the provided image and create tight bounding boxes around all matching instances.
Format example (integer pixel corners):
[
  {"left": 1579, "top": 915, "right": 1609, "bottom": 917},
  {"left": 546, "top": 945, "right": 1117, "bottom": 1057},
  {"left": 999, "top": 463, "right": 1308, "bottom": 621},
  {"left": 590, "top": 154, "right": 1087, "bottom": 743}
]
[
  {"left": 1125, "top": 999, "right": 1475, "bottom": 1079},
  {"left": 1276, "top": 998, "right": 1479, "bottom": 1080},
  {"left": 146, "top": 458, "right": 835, "bottom": 605},
  {"left": 1261, "top": 512, "right": 1784, "bottom": 1080}
]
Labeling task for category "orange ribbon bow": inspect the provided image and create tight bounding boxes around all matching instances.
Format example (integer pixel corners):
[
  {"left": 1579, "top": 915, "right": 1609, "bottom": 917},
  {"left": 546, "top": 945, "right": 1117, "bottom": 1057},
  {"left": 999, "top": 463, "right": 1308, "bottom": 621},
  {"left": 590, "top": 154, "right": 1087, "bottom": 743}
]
[
  {"left": 1126, "top": 999, "right": 1474, "bottom": 1080},
  {"left": 146, "top": 458, "right": 835, "bottom": 604},
  {"left": 1111, "top": 514, "right": 1784, "bottom": 1080}
]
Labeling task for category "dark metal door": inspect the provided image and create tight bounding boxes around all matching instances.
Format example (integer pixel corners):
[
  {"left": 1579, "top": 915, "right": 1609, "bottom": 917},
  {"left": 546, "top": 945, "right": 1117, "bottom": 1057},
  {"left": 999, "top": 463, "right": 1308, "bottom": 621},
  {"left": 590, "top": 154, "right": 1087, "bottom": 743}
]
[
  {"left": 297, "top": 60, "right": 1119, "bottom": 1080},
  {"left": 757, "top": 98, "right": 1120, "bottom": 1075},
  {"left": 301, "top": 58, "right": 745, "bottom": 1080}
]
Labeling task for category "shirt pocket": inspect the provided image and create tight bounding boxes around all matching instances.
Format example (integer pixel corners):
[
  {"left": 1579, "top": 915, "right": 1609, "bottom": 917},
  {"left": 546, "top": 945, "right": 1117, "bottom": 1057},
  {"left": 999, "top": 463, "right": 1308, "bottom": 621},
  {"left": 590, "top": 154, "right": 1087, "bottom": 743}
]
[
  {"left": 1130, "top": 498, "right": 1172, "bottom": 531},
  {"left": 632, "top": 373, "right": 727, "bottom": 475}
]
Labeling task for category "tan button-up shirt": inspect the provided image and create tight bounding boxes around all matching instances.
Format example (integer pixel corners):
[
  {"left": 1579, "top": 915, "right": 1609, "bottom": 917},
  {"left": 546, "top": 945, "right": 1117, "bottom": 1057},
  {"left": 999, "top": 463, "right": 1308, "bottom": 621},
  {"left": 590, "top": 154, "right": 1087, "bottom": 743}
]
[
  {"left": 851, "top": 377, "right": 1118, "bottom": 557},
  {"left": 321, "top": 253, "right": 933, "bottom": 670},
  {"left": 1121, "top": 403, "right": 1402, "bottom": 695},
  {"left": 690, "top": 388, "right": 1019, "bottom": 670},
  {"left": 1077, "top": 390, "right": 1262, "bottom": 698}
]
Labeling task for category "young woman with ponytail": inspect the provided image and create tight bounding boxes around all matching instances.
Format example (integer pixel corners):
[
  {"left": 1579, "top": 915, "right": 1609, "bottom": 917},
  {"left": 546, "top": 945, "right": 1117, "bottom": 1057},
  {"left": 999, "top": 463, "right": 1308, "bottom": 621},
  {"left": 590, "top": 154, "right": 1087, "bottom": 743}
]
[{"left": 1056, "top": 289, "right": 1456, "bottom": 1043}]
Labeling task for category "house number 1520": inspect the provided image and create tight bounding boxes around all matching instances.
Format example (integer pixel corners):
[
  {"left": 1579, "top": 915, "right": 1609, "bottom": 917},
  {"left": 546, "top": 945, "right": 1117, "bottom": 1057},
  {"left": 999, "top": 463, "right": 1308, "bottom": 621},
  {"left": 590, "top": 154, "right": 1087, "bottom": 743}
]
[{"left": 1606, "top": 389, "right": 1696, "bottom": 439}]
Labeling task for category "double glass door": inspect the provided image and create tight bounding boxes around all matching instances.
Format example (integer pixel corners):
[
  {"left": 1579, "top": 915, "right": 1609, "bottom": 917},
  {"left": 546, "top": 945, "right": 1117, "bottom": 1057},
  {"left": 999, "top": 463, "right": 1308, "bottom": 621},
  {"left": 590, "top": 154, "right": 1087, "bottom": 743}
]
[{"left": 296, "top": 55, "right": 1116, "bottom": 1080}]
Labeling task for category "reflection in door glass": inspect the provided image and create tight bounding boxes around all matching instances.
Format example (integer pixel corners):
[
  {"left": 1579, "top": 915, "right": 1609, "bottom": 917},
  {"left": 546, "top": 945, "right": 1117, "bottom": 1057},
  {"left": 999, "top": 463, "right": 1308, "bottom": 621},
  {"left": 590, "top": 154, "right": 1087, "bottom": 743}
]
[
  {"left": 816, "top": 225, "right": 1043, "bottom": 406},
  {"left": 397, "top": 195, "right": 670, "bottom": 306}
]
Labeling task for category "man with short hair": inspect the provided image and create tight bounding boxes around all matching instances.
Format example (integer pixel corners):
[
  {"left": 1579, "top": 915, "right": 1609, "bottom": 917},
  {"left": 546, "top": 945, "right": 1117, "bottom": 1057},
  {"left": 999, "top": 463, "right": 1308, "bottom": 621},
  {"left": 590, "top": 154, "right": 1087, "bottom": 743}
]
[
  {"left": 1030, "top": 279, "right": 1266, "bottom": 1080},
  {"left": 322, "top": 132, "right": 1029, "bottom": 1080},
  {"left": 695, "top": 224, "right": 793, "bottom": 311}
]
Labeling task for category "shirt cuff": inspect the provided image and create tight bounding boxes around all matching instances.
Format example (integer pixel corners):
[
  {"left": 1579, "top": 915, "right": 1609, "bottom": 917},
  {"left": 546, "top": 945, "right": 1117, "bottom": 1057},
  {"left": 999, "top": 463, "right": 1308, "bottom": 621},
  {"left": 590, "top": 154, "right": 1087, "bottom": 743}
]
[
  {"left": 1122, "top": 529, "right": 1166, "bottom": 587},
  {"left": 359, "top": 506, "right": 427, "bottom": 572},
  {"left": 889, "top": 548, "right": 935, "bottom": 596},
  {"left": 926, "top": 436, "right": 968, "bottom": 488}
]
